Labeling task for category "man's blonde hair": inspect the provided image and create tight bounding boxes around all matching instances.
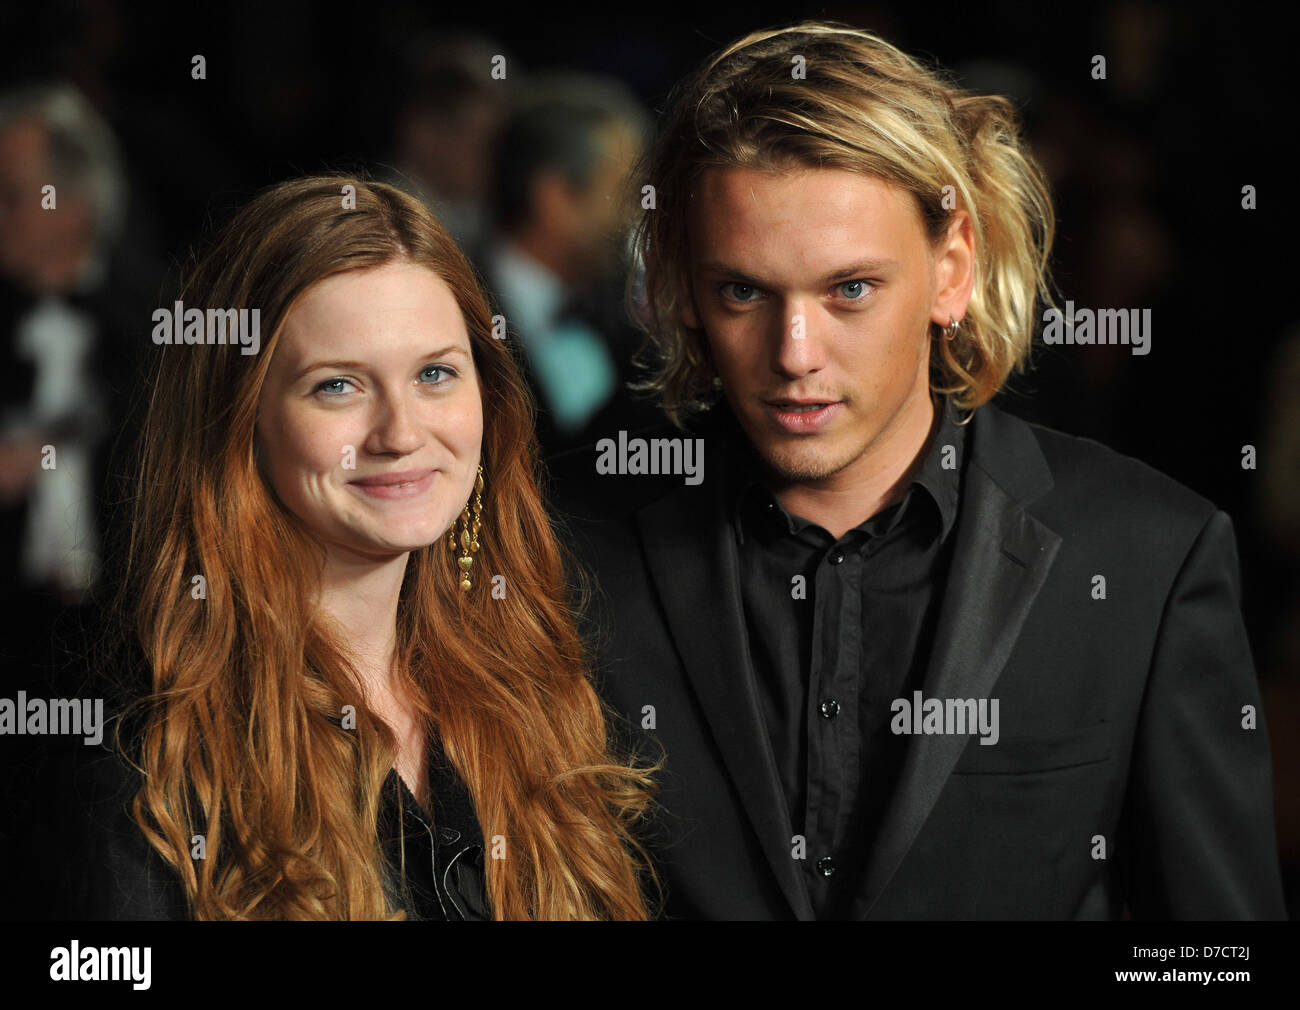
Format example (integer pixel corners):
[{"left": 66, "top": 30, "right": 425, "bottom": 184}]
[{"left": 629, "top": 21, "right": 1059, "bottom": 427}]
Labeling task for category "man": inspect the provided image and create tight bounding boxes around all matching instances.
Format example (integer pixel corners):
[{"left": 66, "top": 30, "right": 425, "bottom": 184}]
[
  {"left": 547, "top": 23, "right": 1286, "bottom": 919},
  {"left": 383, "top": 31, "right": 512, "bottom": 266},
  {"left": 0, "top": 81, "right": 149, "bottom": 921},
  {"left": 485, "top": 74, "right": 660, "bottom": 455},
  {"left": 0, "top": 80, "right": 161, "bottom": 635},
  {"left": 0, "top": 83, "right": 124, "bottom": 605}
]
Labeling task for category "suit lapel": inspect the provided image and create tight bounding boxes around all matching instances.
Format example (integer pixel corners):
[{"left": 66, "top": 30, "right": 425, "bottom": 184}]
[
  {"left": 636, "top": 452, "right": 816, "bottom": 920},
  {"left": 851, "top": 404, "right": 1061, "bottom": 917}
]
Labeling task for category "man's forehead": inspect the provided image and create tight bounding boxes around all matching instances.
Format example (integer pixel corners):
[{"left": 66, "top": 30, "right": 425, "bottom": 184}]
[
  {"left": 692, "top": 164, "right": 908, "bottom": 204},
  {"left": 687, "top": 165, "right": 920, "bottom": 269},
  {"left": 0, "top": 118, "right": 50, "bottom": 155}
]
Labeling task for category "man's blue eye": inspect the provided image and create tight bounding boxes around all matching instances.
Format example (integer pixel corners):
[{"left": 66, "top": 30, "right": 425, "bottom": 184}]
[
  {"left": 838, "top": 280, "right": 870, "bottom": 299},
  {"left": 724, "top": 283, "right": 759, "bottom": 301}
]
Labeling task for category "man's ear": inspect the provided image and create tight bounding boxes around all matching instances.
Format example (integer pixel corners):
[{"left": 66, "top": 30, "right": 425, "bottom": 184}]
[
  {"left": 678, "top": 274, "right": 702, "bottom": 330},
  {"left": 929, "top": 210, "right": 975, "bottom": 328}
]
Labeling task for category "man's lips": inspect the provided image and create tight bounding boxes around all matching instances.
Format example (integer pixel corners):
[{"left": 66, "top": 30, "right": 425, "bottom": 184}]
[
  {"left": 765, "top": 398, "right": 839, "bottom": 408},
  {"left": 764, "top": 399, "right": 842, "bottom": 433}
]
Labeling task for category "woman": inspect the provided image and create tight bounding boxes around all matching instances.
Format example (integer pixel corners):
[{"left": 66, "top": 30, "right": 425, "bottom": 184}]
[{"left": 71, "top": 174, "right": 657, "bottom": 920}]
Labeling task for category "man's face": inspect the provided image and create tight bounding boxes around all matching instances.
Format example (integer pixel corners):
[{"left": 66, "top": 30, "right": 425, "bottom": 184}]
[
  {"left": 570, "top": 121, "right": 642, "bottom": 278},
  {"left": 404, "top": 94, "right": 506, "bottom": 202},
  {"left": 0, "top": 119, "right": 93, "bottom": 293},
  {"left": 683, "top": 166, "right": 968, "bottom": 486}
]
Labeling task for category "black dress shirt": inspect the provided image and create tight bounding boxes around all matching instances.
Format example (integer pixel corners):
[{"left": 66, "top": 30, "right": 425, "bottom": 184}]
[
  {"left": 724, "top": 395, "right": 966, "bottom": 918},
  {"left": 377, "top": 730, "right": 489, "bottom": 921}
]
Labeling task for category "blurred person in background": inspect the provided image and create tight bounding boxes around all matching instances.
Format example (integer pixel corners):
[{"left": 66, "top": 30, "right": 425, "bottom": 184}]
[
  {"left": 383, "top": 32, "right": 512, "bottom": 267},
  {"left": 0, "top": 80, "right": 142, "bottom": 921},
  {"left": 0, "top": 82, "right": 138, "bottom": 659},
  {"left": 485, "top": 73, "right": 660, "bottom": 456}
]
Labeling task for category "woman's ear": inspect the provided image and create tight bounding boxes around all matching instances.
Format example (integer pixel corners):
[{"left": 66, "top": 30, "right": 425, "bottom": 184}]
[{"left": 252, "top": 428, "right": 269, "bottom": 484}]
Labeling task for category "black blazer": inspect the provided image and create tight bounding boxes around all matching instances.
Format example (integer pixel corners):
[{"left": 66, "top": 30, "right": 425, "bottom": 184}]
[{"left": 547, "top": 401, "right": 1288, "bottom": 920}]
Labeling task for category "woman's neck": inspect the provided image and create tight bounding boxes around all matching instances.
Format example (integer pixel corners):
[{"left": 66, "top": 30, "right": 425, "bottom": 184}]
[{"left": 316, "top": 549, "right": 410, "bottom": 690}]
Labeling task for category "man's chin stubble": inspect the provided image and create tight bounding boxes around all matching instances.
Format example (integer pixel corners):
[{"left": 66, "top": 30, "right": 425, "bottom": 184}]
[{"left": 754, "top": 440, "right": 859, "bottom": 484}]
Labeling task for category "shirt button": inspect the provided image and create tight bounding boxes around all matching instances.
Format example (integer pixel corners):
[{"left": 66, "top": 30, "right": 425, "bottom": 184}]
[
  {"left": 819, "top": 698, "right": 840, "bottom": 719},
  {"left": 817, "top": 856, "right": 837, "bottom": 877},
  {"left": 829, "top": 550, "right": 844, "bottom": 565}
]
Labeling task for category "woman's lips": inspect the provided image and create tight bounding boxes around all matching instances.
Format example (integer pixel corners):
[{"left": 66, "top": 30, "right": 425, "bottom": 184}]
[
  {"left": 347, "top": 469, "right": 436, "bottom": 500},
  {"left": 766, "top": 401, "right": 842, "bottom": 433}
]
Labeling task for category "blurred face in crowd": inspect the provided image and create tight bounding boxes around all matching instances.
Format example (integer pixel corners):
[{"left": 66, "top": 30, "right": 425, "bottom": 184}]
[
  {"left": 402, "top": 93, "right": 507, "bottom": 203},
  {"left": 0, "top": 118, "right": 94, "bottom": 293},
  {"left": 682, "top": 165, "right": 972, "bottom": 489},
  {"left": 255, "top": 260, "right": 483, "bottom": 567},
  {"left": 572, "top": 120, "right": 641, "bottom": 269},
  {"left": 531, "top": 119, "right": 642, "bottom": 284}
]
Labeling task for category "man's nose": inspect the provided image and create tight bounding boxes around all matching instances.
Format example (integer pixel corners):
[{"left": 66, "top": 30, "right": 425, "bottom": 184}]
[{"left": 771, "top": 298, "right": 827, "bottom": 377}]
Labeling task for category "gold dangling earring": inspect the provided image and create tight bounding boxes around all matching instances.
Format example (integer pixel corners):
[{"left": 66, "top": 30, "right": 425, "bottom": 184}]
[{"left": 454, "top": 465, "right": 485, "bottom": 592}]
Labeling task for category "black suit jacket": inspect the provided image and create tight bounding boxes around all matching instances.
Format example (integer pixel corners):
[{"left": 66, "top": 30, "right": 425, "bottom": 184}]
[{"left": 546, "top": 401, "right": 1288, "bottom": 919}]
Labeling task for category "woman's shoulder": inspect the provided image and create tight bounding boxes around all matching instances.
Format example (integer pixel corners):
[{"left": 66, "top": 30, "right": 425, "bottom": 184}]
[{"left": 24, "top": 671, "right": 191, "bottom": 920}]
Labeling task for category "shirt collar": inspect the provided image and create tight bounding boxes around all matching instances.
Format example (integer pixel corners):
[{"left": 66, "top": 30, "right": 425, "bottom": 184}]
[
  {"left": 487, "top": 239, "right": 567, "bottom": 337},
  {"left": 723, "top": 393, "right": 966, "bottom": 547}
]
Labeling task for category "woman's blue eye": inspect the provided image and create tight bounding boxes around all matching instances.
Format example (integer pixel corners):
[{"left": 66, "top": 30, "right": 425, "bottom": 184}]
[
  {"left": 420, "top": 365, "right": 455, "bottom": 384},
  {"left": 316, "top": 378, "right": 355, "bottom": 395},
  {"left": 315, "top": 367, "right": 455, "bottom": 396}
]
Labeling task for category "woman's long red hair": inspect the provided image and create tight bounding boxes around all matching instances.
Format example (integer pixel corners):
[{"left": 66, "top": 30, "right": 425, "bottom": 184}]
[{"left": 104, "top": 175, "right": 658, "bottom": 919}]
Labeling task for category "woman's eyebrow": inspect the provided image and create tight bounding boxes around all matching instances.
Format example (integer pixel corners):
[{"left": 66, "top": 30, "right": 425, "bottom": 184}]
[{"left": 293, "top": 346, "right": 469, "bottom": 380}]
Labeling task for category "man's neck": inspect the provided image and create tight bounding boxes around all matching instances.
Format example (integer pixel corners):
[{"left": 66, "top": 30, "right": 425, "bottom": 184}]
[
  {"left": 767, "top": 392, "right": 939, "bottom": 541},
  {"left": 508, "top": 227, "right": 573, "bottom": 288}
]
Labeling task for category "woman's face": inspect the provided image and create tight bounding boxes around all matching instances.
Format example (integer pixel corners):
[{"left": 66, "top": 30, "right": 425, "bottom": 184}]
[{"left": 255, "top": 260, "right": 484, "bottom": 564}]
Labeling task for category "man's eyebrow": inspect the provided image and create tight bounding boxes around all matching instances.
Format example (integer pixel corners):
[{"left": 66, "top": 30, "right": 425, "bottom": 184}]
[
  {"left": 293, "top": 346, "right": 468, "bottom": 380},
  {"left": 820, "top": 259, "right": 898, "bottom": 281},
  {"left": 697, "top": 259, "right": 898, "bottom": 284}
]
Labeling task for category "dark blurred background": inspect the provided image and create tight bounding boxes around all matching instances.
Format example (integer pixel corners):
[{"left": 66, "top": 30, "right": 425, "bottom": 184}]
[{"left": 0, "top": 0, "right": 1294, "bottom": 918}]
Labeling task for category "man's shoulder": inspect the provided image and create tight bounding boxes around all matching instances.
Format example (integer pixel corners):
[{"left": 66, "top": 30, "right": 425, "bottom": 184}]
[{"left": 982, "top": 404, "right": 1219, "bottom": 535}]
